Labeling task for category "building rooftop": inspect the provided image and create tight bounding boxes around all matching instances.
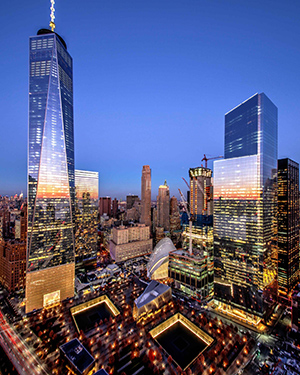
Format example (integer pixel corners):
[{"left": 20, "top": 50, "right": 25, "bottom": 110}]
[
  {"left": 60, "top": 338, "right": 95, "bottom": 374},
  {"left": 135, "top": 280, "right": 170, "bottom": 309},
  {"left": 94, "top": 370, "right": 109, "bottom": 375}
]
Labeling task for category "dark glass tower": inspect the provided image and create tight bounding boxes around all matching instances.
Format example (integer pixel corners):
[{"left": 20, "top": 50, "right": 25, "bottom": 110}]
[
  {"left": 214, "top": 93, "right": 278, "bottom": 324},
  {"left": 278, "top": 158, "right": 299, "bottom": 302},
  {"left": 26, "top": 29, "right": 75, "bottom": 312},
  {"left": 74, "top": 170, "right": 99, "bottom": 265}
]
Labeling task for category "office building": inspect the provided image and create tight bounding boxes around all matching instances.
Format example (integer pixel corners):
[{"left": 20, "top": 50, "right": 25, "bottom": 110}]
[
  {"left": 26, "top": 24, "right": 75, "bottom": 312},
  {"left": 0, "top": 240, "right": 26, "bottom": 292},
  {"left": 291, "top": 283, "right": 300, "bottom": 332},
  {"left": 155, "top": 226, "right": 165, "bottom": 245},
  {"left": 74, "top": 170, "right": 99, "bottom": 263},
  {"left": 99, "top": 197, "right": 111, "bottom": 217},
  {"left": 214, "top": 93, "right": 278, "bottom": 324},
  {"left": 169, "top": 247, "right": 214, "bottom": 301},
  {"left": 75, "top": 170, "right": 98, "bottom": 201},
  {"left": 0, "top": 209, "right": 10, "bottom": 239},
  {"left": 278, "top": 158, "right": 299, "bottom": 301},
  {"left": 0, "top": 204, "right": 27, "bottom": 292},
  {"left": 141, "top": 165, "right": 151, "bottom": 226},
  {"left": 157, "top": 180, "right": 170, "bottom": 231},
  {"left": 126, "top": 195, "right": 139, "bottom": 210},
  {"left": 169, "top": 196, "right": 181, "bottom": 243},
  {"left": 109, "top": 224, "right": 152, "bottom": 262},
  {"left": 189, "top": 167, "right": 213, "bottom": 222},
  {"left": 112, "top": 198, "right": 118, "bottom": 218}
]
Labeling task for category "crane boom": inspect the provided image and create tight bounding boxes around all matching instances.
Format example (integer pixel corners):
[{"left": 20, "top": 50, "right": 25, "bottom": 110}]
[
  {"left": 201, "top": 154, "right": 223, "bottom": 168},
  {"left": 182, "top": 177, "right": 190, "bottom": 190}
]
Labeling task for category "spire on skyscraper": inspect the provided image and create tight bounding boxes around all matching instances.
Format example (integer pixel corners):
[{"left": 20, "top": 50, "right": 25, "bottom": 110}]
[{"left": 49, "top": 0, "right": 56, "bottom": 32}]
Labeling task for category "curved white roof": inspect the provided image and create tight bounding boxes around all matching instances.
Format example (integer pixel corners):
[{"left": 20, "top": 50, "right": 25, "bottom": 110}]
[{"left": 147, "top": 238, "right": 176, "bottom": 278}]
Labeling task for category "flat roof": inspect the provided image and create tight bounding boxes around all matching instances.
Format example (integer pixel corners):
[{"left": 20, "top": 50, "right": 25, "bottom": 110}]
[{"left": 60, "top": 338, "right": 94, "bottom": 374}]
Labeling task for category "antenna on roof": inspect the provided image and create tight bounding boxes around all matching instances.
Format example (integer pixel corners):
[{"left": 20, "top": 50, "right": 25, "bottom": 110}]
[{"left": 49, "top": 0, "right": 56, "bottom": 32}]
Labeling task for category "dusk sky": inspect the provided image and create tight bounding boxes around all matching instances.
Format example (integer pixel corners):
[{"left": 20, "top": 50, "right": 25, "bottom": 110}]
[{"left": 1, "top": 0, "right": 299, "bottom": 199}]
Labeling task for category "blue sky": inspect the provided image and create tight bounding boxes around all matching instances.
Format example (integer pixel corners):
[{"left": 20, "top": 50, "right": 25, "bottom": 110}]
[{"left": 0, "top": 0, "right": 299, "bottom": 199}]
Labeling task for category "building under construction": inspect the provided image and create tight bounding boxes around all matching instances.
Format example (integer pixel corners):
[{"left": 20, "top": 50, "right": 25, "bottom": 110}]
[{"left": 189, "top": 166, "right": 213, "bottom": 226}]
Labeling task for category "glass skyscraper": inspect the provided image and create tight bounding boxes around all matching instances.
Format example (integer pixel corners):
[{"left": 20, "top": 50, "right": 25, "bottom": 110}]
[
  {"left": 26, "top": 29, "right": 75, "bottom": 313},
  {"left": 278, "top": 158, "right": 299, "bottom": 301},
  {"left": 214, "top": 93, "right": 278, "bottom": 324},
  {"left": 74, "top": 170, "right": 99, "bottom": 265}
]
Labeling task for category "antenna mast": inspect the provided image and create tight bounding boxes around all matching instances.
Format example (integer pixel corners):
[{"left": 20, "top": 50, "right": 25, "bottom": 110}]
[{"left": 49, "top": 0, "right": 56, "bottom": 32}]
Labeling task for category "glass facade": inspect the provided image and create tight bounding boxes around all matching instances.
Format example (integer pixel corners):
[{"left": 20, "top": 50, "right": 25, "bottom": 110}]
[
  {"left": 214, "top": 93, "right": 278, "bottom": 322},
  {"left": 278, "top": 158, "right": 299, "bottom": 301},
  {"left": 75, "top": 170, "right": 99, "bottom": 262},
  {"left": 169, "top": 247, "right": 214, "bottom": 301},
  {"left": 26, "top": 30, "right": 75, "bottom": 312}
]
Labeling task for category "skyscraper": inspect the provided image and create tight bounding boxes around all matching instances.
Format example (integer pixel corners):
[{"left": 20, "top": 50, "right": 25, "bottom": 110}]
[
  {"left": 141, "top": 165, "right": 151, "bottom": 226},
  {"left": 99, "top": 197, "right": 111, "bottom": 217},
  {"left": 112, "top": 198, "right": 118, "bottom": 218},
  {"left": 75, "top": 170, "right": 99, "bottom": 262},
  {"left": 26, "top": 23, "right": 75, "bottom": 312},
  {"left": 157, "top": 181, "right": 170, "bottom": 231},
  {"left": 189, "top": 167, "right": 213, "bottom": 219},
  {"left": 169, "top": 196, "right": 181, "bottom": 234},
  {"left": 126, "top": 195, "right": 139, "bottom": 210},
  {"left": 214, "top": 93, "right": 278, "bottom": 324},
  {"left": 75, "top": 170, "right": 99, "bottom": 201},
  {"left": 278, "top": 158, "right": 299, "bottom": 302}
]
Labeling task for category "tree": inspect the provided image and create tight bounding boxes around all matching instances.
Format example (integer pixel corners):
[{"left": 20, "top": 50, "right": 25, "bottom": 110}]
[
  {"left": 156, "top": 351, "right": 163, "bottom": 362},
  {"left": 148, "top": 348, "right": 155, "bottom": 362}
]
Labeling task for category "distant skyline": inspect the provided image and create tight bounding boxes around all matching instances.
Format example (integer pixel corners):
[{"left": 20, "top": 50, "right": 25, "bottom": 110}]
[{"left": 1, "top": 0, "right": 300, "bottom": 199}]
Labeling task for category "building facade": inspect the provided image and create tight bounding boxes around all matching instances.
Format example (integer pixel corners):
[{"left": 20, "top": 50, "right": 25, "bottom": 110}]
[
  {"left": 291, "top": 283, "right": 300, "bottom": 332},
  {"left": 127, "top": 195, "right": 139, "bottom": 210},
  {"left": 75, "top": 170, "right": 99, "bottom": 264},
  {"left": 141, "top": 166, "right": 151, "bottom": 226},
  {"left": 214, "top": 93, "right": 278, "bottom": 323},
  {"left": 278, "top": 158, "right": 299, "bottom": 302},
  {"left": 169, "top": 248, "right": 214, "bottom": 301},
  {"left": 0, "top": 203, "right": 27, "bottom": 292},
  {"left": 157, "top": 181, "right": 170, "bottom": 231},
  {"left": 189, "top": 167, "right": 213, "bottom": 221},
  {"left": 0, "top": 240, "right": 26, "bottom": 292},
  {"left": 112, "top": 198, "right": 118, "bottom": 218},
  {"left": 26, "top": 29, "right": 75, "bottom": 312},
  {"left": 99, "top": 197, "right": 111, "bottom": 217},
  {"left": 109, "top": 224, "right": 152, "bottom": 262}
]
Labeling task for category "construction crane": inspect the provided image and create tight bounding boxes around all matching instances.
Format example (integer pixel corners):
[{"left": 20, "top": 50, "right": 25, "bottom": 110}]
[
  {"left": 178, "top": 188, "right": 193, "bottom": 255},
  {"left": 201, "top": 154, "right": 223, "bottom": 169}
]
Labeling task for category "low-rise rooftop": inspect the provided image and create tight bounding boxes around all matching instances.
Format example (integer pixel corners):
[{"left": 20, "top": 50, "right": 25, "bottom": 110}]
[{"left": 60, "top": 338, "right": 95, "bottom": 375}]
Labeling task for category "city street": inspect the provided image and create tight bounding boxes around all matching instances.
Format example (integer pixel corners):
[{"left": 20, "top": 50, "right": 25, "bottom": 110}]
[{"left": 0, "top": 310, "right": 48, "bottom": 375}]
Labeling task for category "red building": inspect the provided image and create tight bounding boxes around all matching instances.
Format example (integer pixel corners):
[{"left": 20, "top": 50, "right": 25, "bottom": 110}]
[
  {"left": 0, "top": 204, "right": 27, "bottom": 292},
  {"left": 99, "top": 197, "right": 111, "bottom": 217}
]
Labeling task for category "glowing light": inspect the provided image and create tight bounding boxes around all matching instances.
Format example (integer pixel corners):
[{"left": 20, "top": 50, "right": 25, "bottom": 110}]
[{"left": 49, "top": 0, "right": 56, "bottom": 31}]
